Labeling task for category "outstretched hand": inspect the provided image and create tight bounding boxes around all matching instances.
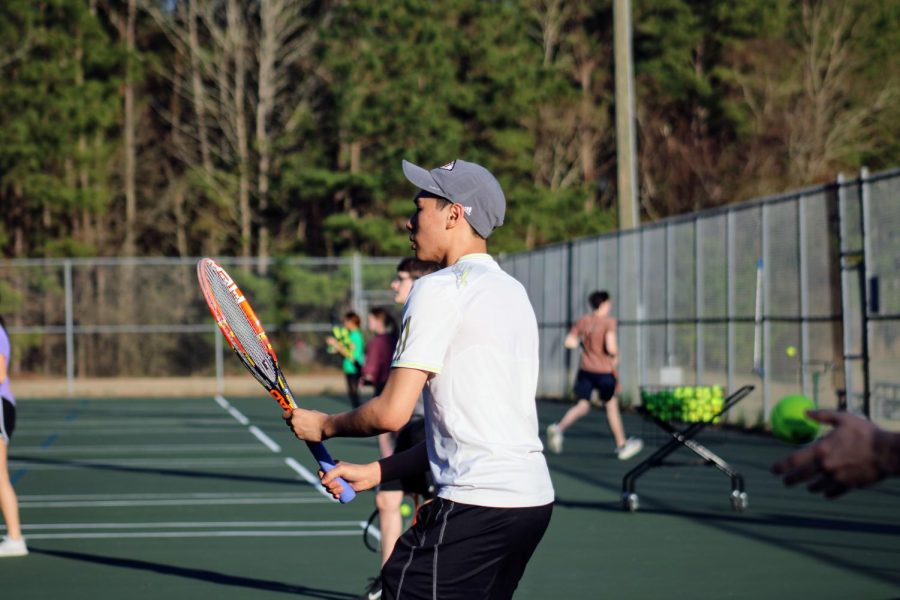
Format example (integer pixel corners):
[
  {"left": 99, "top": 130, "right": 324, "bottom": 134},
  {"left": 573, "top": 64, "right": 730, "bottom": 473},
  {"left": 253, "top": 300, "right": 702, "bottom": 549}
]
[
  {"left": 771, "top": 410, "right": 888, "bottom": 498},
  {"left": 318, "top": 461, "right": 381, "bottom": 501}
]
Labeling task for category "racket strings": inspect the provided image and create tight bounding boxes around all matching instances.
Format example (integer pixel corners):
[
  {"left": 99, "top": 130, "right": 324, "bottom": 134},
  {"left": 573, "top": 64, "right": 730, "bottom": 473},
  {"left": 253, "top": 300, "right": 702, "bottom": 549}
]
[{"left": 203, "top": 263, "right": 277, "bottom": 382}]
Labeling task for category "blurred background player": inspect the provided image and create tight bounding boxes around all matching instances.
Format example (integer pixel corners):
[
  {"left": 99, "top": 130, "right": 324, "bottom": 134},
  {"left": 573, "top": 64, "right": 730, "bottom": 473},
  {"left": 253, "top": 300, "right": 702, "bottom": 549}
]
[
  {"left": 0, "top": 315, "right": 26, "bottom": 557},
  {"left": 361, "top": 257, "right": 440, "bottom": 600},
  {"left": 546, "top": 290, "right": 643, "bottom": 460},
  {"left": 326, "top": 311, "right": 365, "bottom": 408},
  {"left": 361, "top": 307, "right": 398, "bottom": 397}
]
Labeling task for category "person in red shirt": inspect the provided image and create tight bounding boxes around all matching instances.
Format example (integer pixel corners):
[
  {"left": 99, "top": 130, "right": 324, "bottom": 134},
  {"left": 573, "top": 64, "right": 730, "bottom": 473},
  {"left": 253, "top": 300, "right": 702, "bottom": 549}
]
[
  {"left": 546, "top": 290, "right": 643, "bottom": 460},
  {"left": 361, "top": 307, "right": 397, "bottom": 397}
]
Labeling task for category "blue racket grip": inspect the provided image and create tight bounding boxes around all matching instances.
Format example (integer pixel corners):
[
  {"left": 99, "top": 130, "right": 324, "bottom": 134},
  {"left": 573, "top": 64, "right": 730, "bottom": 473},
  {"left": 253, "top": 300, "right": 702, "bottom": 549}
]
[{"left": 307, "top": 441, "right": 356, "bottom": 504}]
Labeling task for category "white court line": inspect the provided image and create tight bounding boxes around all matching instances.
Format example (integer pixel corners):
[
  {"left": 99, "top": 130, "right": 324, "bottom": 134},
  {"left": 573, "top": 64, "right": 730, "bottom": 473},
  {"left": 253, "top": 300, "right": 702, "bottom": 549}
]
[
  {"left": 216, "top": 394, "right": 252, "bottom": 426},
  {"left": 22, "top": 531, "right": 363, "bottom": 540},
  {"left": 214, "top": 396, "right": 335, "bottom": 501},
  {"left": 248, "top": 425, "right": 281, "bottom": 453},
  {"left": 11, "top": 444, "right": 265, "bottom": 455},
  {"left": 13, "top": 427, "right": 243, "bottom": 436},
  {"left": 17, "top": 418, "right": 235, "bottom": 428},
  {"left": 227, "top": 406, "right": 250, "bottom": 426},
  {"left": 20, "top": 492, "right": 311, "bottom": 501},
  {"left": 362, "top": 520, "right": 381, "bottom": 543},
  {"left": 284, "top": 457, "right": 334, "bottom": 501},
  {"left": 23, "top": 520, "right": 365, "bottom": 530},
  {"left": 10, "top": 457, "right": 284, "bottom": 469},
  {"left": 19, "top": 497, "right": 330, "bottom": 508}
]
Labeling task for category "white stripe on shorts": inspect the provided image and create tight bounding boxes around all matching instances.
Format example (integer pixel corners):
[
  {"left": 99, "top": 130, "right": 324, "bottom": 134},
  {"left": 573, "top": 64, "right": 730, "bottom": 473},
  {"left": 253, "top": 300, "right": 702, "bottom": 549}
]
[{"left": 0, "top": 398, "right": 10, "bottom": 443}]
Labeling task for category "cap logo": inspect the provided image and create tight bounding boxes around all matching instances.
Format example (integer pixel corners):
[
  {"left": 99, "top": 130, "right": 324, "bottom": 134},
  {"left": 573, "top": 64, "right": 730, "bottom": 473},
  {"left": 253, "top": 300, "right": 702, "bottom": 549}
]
[
  {"left": 439, "top": 161, "right": 456, "bottom": 171},
  {"left": 463, "top": 206, "right": 472, "bottom": 215}
]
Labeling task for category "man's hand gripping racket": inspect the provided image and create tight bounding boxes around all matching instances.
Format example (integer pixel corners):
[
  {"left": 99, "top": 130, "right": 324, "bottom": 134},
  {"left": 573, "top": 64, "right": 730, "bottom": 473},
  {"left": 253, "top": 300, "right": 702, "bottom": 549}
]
[{"left": 197, "top": 258, "right": 356, "bottom": 503}]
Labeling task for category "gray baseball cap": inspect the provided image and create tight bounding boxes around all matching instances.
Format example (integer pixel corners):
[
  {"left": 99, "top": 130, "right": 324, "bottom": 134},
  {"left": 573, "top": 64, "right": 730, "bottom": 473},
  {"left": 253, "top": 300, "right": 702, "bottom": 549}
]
[{"left": 401, "top": 159, "right": 506, "bottom": 239}]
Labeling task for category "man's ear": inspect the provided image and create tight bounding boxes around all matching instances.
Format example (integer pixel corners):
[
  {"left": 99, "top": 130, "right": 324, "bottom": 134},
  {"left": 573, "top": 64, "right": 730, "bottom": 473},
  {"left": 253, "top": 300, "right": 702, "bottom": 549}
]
[{"left": 445, "top": 203, "right": 466, "bottom": 229}]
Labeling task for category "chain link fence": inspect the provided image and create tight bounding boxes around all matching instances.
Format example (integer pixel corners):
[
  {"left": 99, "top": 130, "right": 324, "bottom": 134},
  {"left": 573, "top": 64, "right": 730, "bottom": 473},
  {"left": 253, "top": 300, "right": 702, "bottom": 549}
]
[
  {"left": 0, "top": 256, "right": 400, "bottom": 398},
  {"left": 500, "top": 167, "right": 900, "bottom": 428}
]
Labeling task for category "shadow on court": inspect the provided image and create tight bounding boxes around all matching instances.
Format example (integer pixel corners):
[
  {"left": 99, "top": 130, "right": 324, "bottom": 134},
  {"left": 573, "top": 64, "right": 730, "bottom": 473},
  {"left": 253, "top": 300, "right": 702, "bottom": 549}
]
[
  {"left": 9, "top": 454, "right": 305, "bottom": 487},
  {"left": 30, "top": 548, "right": 356, "bottom": 600}
]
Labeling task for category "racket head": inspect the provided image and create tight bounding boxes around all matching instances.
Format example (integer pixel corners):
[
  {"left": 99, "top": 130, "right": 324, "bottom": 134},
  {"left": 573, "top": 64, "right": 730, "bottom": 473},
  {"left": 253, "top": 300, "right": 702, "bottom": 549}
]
[
  {"left": 197, "top": 258, "right": 356, "bottom": 504},
  {"left": 196, "top": 257, "right": 296, "bottom": 410}
]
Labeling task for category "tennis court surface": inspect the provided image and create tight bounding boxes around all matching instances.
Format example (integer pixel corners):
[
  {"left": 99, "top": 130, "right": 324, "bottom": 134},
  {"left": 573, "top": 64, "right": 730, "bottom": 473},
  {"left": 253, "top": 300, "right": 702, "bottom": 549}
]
[{"left": 4, "top": 395, "right": 899, "bottom": 599}]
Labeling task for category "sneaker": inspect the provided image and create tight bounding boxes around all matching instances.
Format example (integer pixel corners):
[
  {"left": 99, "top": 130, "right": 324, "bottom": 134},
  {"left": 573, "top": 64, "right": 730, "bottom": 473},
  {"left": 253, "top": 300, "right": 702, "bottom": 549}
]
[
  {"left": 615, "top": 437, "right": 644, "bottom": 461},
  {"left": 359, "top": 576, "right": 382, "bottom": 600},
  {"left": 0, "top": 536, "right": 27, "bottom": 558},
  {"left": 546, "top": 424, "right": 563, "bottom": 454}
]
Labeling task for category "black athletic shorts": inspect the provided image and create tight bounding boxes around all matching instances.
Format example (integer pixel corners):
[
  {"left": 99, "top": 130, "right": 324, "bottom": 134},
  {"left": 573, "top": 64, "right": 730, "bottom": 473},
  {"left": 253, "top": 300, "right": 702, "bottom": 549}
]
[
  {"left": 380, "top": 417, "right": 433, "bottom": 497},
  {"left": 573, "top": 370, "right": 617, "bottom": 404},
  {"left": 382, "top": 498, "right": 553, "bottom": 600},
  {"left": 0, "top": 398, "right": 16, "bottom": 443}
]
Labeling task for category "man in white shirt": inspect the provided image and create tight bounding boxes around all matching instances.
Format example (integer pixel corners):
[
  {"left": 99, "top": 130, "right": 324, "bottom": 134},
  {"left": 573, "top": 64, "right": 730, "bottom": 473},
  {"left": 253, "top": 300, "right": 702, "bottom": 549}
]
[{"left": 284, "top": 159, "right": 554, "bottom": 600}]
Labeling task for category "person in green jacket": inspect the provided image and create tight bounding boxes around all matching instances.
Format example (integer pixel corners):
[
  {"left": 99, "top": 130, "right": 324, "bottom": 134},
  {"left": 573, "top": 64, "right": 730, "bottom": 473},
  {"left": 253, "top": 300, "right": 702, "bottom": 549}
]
[{"left": 327, "top": 311, "right": 366, "bottom": 408}]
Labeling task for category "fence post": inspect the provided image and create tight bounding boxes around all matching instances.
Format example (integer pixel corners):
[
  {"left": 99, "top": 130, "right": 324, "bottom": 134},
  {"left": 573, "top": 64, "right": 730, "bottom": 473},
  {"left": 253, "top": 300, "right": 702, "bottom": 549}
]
[
  {"left": 64, "top": 259, "right": 74, "bottom": 398},
  {"left": 837, "top": 172, "right": 855, "bottom": 410},
  {"left": 351, "top": 253, "right": 363, "bottom": 317},
  {"left": 798, "top": 194, "right": 810, "bottom": 398},
  {"left": 761, "top": 203, "right": 771, "bottom": 419},
  {"left": 695, "top": 216, "right": 704, "bottom": 385},
  {"left": 860, "top": 167, "right": 872, "bottom": 417},
  {"left": 727, "top": 211, "right": 735, "bottom": 395},
  {"left": 564, "top": 241, "right": 574, "bottom": 398},
  {"left": 665, "top": 224, "right": 674, "bottom": 365}
]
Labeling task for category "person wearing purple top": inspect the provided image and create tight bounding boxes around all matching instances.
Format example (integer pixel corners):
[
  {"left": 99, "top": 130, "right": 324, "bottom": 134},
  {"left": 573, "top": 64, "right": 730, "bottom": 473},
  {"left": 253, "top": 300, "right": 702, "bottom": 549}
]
[{"left": 0, "top": 316, "right": 26, "bottom": 557}]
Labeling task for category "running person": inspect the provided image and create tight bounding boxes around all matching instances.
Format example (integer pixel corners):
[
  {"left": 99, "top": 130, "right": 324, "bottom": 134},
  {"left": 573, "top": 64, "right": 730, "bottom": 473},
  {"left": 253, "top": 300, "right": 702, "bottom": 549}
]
[
  {"left": 546, "top": 291, "right": 643, "bottom": 459},
  {"left": 0, "top": 316, "right": 26, "bottom": 557},
  {"left": 285, "top": 159, "right": 554, "bottom": 600}
]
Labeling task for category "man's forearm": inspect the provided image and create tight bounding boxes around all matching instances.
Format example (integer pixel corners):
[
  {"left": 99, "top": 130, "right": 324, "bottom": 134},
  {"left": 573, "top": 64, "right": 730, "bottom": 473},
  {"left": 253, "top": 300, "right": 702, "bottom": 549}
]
[
  {"left": 324, "top": 401, "right": 390, "bottom": 439},
  {"left": 320, "top": 367, "right": 428, "bottom": 440}
]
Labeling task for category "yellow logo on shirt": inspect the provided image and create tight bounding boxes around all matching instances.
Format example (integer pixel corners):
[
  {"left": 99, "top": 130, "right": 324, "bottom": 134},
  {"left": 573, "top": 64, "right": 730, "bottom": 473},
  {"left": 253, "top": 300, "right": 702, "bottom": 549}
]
[{"left": 454, "top": 266, "right": 471, "bottom": 289}]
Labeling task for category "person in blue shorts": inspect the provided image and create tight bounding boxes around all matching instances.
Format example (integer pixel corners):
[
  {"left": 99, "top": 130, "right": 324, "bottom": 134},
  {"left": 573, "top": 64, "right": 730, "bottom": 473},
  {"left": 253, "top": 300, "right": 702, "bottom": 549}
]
[
  {"left": 546, "top": 290, "right": 643, "bottom": 460},
  {"left": 0, "top": 316, "right": 26, "bottom": 557}
]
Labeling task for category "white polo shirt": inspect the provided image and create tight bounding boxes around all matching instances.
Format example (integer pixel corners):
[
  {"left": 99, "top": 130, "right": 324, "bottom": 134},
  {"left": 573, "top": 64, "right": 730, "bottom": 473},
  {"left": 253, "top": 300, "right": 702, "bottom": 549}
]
[{"left": 392, "top": 254, "right": 554, "bottom": 508}]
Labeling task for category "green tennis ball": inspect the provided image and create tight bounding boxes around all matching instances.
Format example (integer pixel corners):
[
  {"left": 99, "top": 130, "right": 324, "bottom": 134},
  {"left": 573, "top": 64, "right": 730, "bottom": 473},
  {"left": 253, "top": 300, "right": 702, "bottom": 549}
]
[
  {"left": 400, "top": 503, "right": 413, "bottom": 518},
  {"left": 785, "top": 345, "right": 797, "bottom": 357},
  {"left": 771, "top": 395, "right": 819, "bottom": 444}
]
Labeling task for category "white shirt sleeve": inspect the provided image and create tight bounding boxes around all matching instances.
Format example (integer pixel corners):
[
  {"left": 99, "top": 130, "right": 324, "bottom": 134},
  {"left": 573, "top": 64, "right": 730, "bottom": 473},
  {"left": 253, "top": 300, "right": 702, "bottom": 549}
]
[{"left": 391, "top": 277, "right": 460, "bottom": 374}]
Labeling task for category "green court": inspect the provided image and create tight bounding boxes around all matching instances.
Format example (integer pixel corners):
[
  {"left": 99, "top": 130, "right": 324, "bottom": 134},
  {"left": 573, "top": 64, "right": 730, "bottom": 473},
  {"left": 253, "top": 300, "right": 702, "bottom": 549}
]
[{"left": 4, "top": 394, "right": 899, "bottom": 599}]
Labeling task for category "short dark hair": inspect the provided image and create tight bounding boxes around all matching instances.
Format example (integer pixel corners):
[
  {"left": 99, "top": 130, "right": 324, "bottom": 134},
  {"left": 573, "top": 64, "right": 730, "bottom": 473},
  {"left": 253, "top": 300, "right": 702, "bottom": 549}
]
[
  {"left": 588, "top": 290, "right": 610, "bottom": 310},
  {"left": 396, "top": 257, "right": 441, "bottom": 279},
  {"left": 343, "top": 311, "right": 361, "bottom": 327}
]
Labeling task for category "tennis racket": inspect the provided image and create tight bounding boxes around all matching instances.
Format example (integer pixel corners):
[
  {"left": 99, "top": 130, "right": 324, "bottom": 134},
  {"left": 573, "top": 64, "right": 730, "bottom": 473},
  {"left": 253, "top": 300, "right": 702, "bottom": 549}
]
[{"left": 197, "top": 257, "right": 356, "bottom": 504}]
